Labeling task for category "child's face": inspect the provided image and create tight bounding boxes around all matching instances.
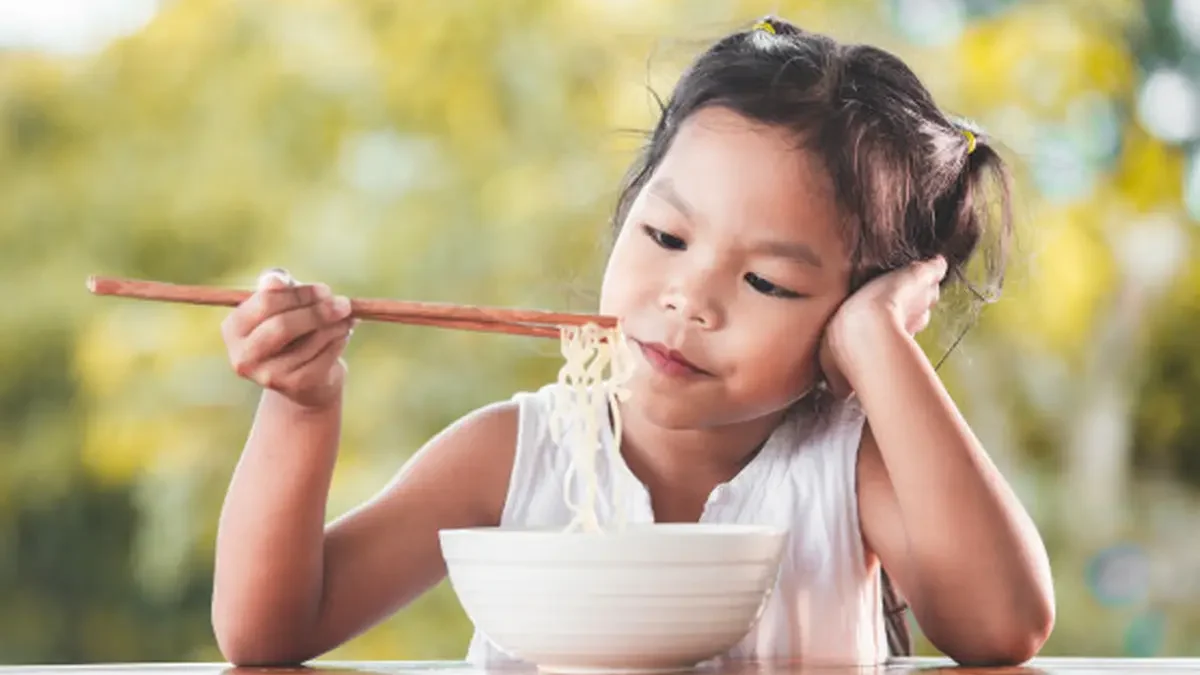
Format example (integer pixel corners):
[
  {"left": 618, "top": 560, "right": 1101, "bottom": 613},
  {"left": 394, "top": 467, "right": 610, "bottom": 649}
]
[{"left": 600, "top": 106, "right": 852, "bottom": 430}]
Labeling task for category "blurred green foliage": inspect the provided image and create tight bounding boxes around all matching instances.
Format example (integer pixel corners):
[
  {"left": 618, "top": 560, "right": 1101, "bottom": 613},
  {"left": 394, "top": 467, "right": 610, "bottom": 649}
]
[{"left": 4, "top": 0, "right": 1200, "bottom": 664}]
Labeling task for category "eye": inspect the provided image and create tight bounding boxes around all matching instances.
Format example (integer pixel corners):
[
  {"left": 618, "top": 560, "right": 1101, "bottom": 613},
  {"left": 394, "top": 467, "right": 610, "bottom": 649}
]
[
  {"left": 745, "top": 272, "right": 802, "bottom": 299},
  {"left": 642, "top": 225, "right": 686, "bottom": 251}
]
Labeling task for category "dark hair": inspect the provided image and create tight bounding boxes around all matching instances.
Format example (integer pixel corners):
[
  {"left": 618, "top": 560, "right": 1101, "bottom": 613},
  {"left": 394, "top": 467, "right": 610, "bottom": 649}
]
[
  {"left": 612, "top": 16, "right": 1013, "bottom": 364},
  {"left": 610, "top": 15, "right": 1018, "bottom": 656}
]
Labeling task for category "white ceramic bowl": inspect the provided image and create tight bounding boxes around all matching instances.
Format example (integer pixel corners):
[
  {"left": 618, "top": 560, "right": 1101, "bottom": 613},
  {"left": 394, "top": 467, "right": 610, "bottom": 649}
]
[{"left": 439, "top": 523, "right": 788, "bottom": 674}]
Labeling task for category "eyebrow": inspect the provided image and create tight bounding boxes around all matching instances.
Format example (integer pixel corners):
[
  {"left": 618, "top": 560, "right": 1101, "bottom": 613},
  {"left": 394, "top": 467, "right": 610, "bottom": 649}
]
[
  {"left": 648, "top": 177, "right": 823, "bottom": 268},
  {"left": 751, "top": 240, "right": 824, "bottom": 268},
  {"left": 647, "top": 178, "right": 695, "bottom": 221}
]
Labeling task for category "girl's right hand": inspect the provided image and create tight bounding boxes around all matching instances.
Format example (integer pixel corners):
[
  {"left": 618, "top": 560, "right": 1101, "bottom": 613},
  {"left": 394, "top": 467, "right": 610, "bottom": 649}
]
[{"left": 221, "top": 268, "right": 356, "bottom": 410}]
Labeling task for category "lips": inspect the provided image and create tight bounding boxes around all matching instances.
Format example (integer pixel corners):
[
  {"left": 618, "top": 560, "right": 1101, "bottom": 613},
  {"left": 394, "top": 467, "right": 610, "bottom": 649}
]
[{"left": 634, "top": 340, "right": 711, "bottom": 378}]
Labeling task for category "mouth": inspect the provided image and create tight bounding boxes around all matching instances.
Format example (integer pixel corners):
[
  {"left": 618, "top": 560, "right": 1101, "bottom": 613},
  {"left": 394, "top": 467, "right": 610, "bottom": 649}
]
[{"left": 633, "top": 340, "right": 712, "bottom": 378}]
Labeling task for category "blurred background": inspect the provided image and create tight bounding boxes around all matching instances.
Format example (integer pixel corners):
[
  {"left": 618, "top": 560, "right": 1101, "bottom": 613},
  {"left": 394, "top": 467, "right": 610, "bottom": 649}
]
[{"left": 2, "top": 0, "right": 1200, "bottom": 664}]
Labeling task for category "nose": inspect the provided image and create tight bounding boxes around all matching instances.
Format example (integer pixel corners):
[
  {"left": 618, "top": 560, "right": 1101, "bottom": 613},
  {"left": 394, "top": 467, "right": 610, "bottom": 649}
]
[{"left": 660, "top": 274, "right": 722, "bottom": 329}]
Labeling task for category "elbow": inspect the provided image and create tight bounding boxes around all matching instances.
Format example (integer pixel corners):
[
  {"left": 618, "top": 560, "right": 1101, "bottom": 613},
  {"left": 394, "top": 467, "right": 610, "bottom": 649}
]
[
  {"left": 969, "top": 621, "right": 1053, "bottom": 667},
  {"left": 212, "top": 607, "right": 314, "bottom": 667},
  {"left": 952, "top": 596, "right": 1056, "bottom": 667},
  {"left": 1000, "top": 587, "right": 1057, "bottom": 665},
  {"left": 214, "top": 630, "right": 311, "bottom": 668}
]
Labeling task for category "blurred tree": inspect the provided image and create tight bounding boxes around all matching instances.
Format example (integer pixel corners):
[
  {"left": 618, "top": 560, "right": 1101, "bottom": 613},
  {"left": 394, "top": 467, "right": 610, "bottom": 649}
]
[{"left": 4, "top": 0, "right": 1200, "bottom": 664}]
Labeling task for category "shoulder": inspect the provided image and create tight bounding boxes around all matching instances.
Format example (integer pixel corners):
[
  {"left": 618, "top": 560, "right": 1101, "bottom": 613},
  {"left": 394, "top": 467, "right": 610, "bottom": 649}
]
[
  {"left": 854, "top": 423, "right": 901, "bottom": 569},
  {"left": 854, "top": 423, "right": 888, "bottom": 518},
  {"left": 386, "top": 396, "right": 522, "bottom": 527},
  {"left": 784, "top": 395, "right": 868, "bottom": 461},
  {"left": 348, "top": 384, "right": 559, "bottom": 531},
  {"left": 439, "top": 383, "right": 566, "bottom": 523},
  {"left": 755, "top": 397, "right": 867, "bottom": 514},
  {"left": 440, "top": 398, "right": 522, "bottom": 452},
  {"left": 432, "top": 382, "right": 558, "bottom": 453},
  {"left": 438, "top": 382, "right": 565, "bottom": 468}
]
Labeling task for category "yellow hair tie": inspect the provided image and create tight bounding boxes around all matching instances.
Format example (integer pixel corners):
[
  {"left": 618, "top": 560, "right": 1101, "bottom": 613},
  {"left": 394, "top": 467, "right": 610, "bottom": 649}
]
[
  {"left": 752, "top": 20, "right": 776, "bottom": 34},
  {"left": 962, "top": 129, "right": 977, "bottom": 155}
]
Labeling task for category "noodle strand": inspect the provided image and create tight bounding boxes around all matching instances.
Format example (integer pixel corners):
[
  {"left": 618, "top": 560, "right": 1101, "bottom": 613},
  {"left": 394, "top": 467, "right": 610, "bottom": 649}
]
[{"left": 549, "top": 323, "right": 635, "bottom": 533}]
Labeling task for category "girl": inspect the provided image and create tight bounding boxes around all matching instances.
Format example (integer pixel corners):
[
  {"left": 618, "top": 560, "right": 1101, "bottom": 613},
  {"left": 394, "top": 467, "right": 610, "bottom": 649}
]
[{"left": 211, "top": 16, "right": 1055, "bottom": 669}]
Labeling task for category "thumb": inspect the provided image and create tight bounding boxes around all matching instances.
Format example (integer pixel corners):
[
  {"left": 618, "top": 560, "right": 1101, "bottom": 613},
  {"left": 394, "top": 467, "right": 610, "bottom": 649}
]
[{"left": 256, "top": 267, "right": 295, "bottom": 291}]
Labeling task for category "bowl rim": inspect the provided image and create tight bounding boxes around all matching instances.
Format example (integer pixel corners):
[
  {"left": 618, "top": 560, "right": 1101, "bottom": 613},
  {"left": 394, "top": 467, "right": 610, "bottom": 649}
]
[{"left": 438, "top": 523, "right": 788, "bottom": 539}]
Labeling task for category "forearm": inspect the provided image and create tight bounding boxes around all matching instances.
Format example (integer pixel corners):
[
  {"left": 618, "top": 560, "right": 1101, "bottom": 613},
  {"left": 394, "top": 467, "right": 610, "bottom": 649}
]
[
  {"left": 835, "top": 314, "right": 1053, "bottom": 658},
  {"left": 212, "top": 390, "right": 342, "bottom": 664}
]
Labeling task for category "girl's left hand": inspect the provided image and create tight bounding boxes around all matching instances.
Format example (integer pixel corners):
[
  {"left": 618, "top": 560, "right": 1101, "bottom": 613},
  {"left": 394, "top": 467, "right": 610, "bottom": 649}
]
[{"left": 818, "top": 256, "right": 948, "bottom": 398}]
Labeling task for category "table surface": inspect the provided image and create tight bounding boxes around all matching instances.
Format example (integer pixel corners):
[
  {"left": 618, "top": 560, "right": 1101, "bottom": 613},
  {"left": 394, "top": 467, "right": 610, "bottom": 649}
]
[{"left": 1, "top": 658, "right": 1198, "bottom": 675}]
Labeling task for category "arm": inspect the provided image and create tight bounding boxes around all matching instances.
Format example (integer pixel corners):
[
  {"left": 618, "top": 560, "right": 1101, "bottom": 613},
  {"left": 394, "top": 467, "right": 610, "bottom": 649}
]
[
  {"left": 211, "top": 272, "right": 520, "bottom": 666},
  {"left": 211, "top": 393, "right": 518, "bottom": 666},
  {"left": 843, "top": 312, "right": 1055, "bottom": 666}
]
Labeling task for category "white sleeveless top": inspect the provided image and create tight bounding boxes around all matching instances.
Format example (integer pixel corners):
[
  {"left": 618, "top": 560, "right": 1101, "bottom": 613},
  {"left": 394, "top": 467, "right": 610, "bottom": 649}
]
[{"left": 464, "top": 384, "right": 889, "bottom": 667}]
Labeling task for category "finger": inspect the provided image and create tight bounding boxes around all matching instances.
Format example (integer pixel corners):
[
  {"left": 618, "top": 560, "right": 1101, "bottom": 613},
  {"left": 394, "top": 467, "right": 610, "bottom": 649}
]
[
  {"left": 910, "top": 310, "right": 932, "bottom": 335},
  {"left": 257, "top": 268, "right": 296, "bottom": 289},
  {"left": 257, "top": 269, "right": 314, "bottom": 311},
  {"left": 922, "top": 255, "right": 948, "bottom": 284},
  {"left": 274, "top": 318, "right": 355, "bottom": 375},
  {"left": 307, "top": 332, "right": 351, "bottom": 375},
  {"left": 896, "top": 257, "right": 945, "bottom": 310},
  {"left": 239, "top": 296, "right": 352, "bottom": 366},
  {"left": 279, "top": 331, "right": 351, "bottom": 393},
  {"left": 227, "top": 281, "right": 332, "bottom": 339}
]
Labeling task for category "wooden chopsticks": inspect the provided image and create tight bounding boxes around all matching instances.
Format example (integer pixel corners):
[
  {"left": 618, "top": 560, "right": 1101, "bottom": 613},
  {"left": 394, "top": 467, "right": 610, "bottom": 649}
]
[{"left": 86, "top": 275, "right": 617, "bottom": 339}]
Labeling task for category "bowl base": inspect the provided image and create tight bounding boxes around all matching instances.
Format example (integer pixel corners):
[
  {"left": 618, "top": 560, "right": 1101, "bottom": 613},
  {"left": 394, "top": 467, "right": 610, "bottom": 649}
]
[{"left": 537, "top": 664, "right": 700, "bottom": 675}]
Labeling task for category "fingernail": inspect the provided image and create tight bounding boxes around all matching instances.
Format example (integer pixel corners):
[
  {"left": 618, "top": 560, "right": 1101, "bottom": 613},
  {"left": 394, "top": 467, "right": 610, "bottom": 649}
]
[
  {"left": 333, "top": 296, "right": 351, "bottom": 317},
  {"left": 257, "top": 267, "right": 292, "bottom": 289},
  {"left": 257, "top": 272, "right": 284, "bottom": 290},
  {"left": 313, "top": 283, "right": 332, "bottom": 300}
]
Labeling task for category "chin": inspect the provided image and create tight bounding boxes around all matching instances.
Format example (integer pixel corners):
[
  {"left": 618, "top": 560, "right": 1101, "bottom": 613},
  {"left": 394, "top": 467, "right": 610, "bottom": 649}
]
[
  {"left": 624, "top": 377, "right": 816, "bottom": 433},
  {"left": 619, "top": 376, "right": 716, "bottom": 429},
  {"left": 623, "top": 377, "right": 771, "bottom": 431}
]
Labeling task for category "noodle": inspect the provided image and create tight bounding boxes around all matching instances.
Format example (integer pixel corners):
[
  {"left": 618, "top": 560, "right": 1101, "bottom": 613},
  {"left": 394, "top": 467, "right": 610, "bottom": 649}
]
[{"left": 548, "top": 322, "right": 635, "bottom": 533}]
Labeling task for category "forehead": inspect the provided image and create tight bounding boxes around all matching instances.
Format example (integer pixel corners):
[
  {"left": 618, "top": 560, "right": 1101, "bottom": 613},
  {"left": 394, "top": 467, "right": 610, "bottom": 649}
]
[{"left": 649, "top": 106, "right": 848, "bottom": 264}]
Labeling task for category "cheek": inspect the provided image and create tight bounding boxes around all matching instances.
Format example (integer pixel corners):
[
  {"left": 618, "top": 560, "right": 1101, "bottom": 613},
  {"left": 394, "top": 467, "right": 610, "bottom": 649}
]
[
  {"left": 599, "top": 238, "right": 635, "bottom": 315},
  {"left": 743, "top": 320, "right": 823, "bottom": 371},
  {"left": 726, "top": 304, "right": 838, "bottom": 396},
  {"left": 599, "top": 230, "right": 657, "bottom": 314}
]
